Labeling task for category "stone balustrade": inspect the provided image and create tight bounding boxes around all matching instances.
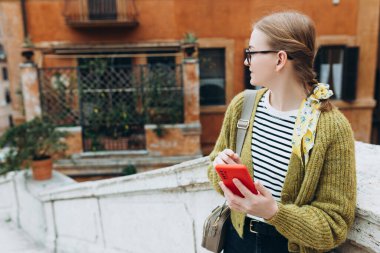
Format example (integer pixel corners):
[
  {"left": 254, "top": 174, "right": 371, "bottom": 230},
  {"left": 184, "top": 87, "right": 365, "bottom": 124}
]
[{"left": 0, "top": 141, "right": 378, "bottom": 253}]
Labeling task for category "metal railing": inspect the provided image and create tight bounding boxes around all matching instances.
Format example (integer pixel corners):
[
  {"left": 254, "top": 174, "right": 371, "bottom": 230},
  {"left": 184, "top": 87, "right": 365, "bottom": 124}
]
[
  {"left": 38, "top": 63, "right": 184, "bottom": 151},
  {"left": 63, "top": 0, "right": 138, "bottom": 27}
]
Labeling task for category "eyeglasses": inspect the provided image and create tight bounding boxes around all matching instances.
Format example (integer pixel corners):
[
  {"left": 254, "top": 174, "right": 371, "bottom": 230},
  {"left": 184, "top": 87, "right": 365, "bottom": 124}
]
[{"left": 244, "top": 48, "right": 293, "bottom": 65}]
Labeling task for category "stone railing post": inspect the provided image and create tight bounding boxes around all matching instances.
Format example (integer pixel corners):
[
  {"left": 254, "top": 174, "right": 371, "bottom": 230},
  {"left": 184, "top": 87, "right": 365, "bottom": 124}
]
[
  {"left": 20, "top": 59, "right": 41, "bottom": 121},
  {"left": 182, "top": 58, "right": 200, "bottom": 124}
]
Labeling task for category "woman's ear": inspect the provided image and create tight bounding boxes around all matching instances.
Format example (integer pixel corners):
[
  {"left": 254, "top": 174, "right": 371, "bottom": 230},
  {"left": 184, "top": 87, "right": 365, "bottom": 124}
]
[{"left": 275, "top": 51, "right": 288, "bottom": 71}]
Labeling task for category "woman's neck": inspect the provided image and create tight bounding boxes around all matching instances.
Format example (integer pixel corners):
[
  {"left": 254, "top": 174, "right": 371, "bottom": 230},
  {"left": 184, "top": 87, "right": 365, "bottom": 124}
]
[{"left": 268, "top": 83, "right": 308, "bottom": 112}]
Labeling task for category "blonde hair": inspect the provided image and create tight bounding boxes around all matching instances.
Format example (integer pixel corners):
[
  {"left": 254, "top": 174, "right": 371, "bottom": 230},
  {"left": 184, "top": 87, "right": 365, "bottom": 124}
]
[{"left": 254, "top": 11, "right": 333, "bottom": 112}]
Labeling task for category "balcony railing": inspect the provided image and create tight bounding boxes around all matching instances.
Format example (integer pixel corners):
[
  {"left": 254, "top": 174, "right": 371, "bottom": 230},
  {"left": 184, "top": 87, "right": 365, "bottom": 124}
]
[
  {"left": 63, "top": 0, "right": 138, "bottom": 28},
  {"left": 38, "top": 63, "right": 184, "bottom": 151}
]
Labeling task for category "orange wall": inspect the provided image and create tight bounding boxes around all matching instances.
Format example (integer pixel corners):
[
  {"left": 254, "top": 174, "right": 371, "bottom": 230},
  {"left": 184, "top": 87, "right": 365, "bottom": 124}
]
[
  {"left": 26, "top": 0, "right": 359, "bottom": 96},
  {"left": 27, "top": 0, "right": 358, "bottom": 43},
  {"left": 25, "top": 0, "right": 364, "bottom": 154}
]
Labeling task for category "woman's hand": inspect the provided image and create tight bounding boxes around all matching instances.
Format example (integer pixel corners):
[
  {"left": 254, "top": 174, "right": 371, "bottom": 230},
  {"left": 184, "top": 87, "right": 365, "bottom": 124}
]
[
  {"left": 212, "top": 149, "right": 242, "bottom": 167},
  {"left": 218, "top": 179, "right": 279, "bottom": 220}
]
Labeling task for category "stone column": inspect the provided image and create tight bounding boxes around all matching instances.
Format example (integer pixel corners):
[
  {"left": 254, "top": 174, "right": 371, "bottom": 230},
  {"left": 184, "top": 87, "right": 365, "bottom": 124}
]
[
  {"left": 20, "top": 61, "right": 41, "bottom": 121},
  {"left": 182, "top": 58, "right": 200, "bottom": 124}
]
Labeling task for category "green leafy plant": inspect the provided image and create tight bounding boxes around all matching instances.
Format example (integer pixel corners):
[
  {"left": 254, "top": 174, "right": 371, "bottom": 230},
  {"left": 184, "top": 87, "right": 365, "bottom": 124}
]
[
  {"left": 182, "top": 32, "right": 198, "bottom": 58},
  {"left": 153, "top": 124, "right": 166, "bottom": 137},
  {"left": 143, "top": 64, "right": 184, "bottom": 126},
  {"left": 183, "top": 32, "right": 198, "bottom": 44},
  {"left": 50, "top": 72, "right": 77, "bottom": 126},
  {"left": 121, "top": 164, "right": 137, "bottom": 176},
  {"left": 0, "top": 117, "right": 69, "bottom": 175},
  {"left": 0, "top": 148, "right": 22, "bottom": 176},
  {"left": 78, "top": 59, "right": 143, "bottom": 151}
]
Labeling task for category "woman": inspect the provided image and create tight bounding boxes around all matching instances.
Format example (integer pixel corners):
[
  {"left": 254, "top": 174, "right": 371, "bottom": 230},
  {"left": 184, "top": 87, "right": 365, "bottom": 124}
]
[{"left": 207, "top": 11, "right": 356, "bottom": 253}]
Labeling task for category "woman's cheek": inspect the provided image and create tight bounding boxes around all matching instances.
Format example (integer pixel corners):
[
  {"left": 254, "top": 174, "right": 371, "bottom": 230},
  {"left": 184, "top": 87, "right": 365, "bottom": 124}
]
[
  {"left": 255, "top": 67, "right": 273, "bottom": 86},
  {"left": 250, "top": 65, "right": 262, "bottom": 86}
]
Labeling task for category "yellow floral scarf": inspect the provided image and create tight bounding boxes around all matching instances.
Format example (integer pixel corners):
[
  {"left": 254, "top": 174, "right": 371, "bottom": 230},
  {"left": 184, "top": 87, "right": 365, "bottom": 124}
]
[{"left": 292, "top": 83, "right": 334, "bottom": 167}]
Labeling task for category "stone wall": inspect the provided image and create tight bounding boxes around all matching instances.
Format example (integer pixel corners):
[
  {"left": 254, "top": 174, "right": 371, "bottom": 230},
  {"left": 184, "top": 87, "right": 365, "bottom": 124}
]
[{"left": 0, "top": 141, "right": 378, "bottom": 253}]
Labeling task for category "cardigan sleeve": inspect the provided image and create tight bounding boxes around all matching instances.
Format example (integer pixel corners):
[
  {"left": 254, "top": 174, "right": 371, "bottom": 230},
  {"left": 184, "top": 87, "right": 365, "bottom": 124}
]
[
  {"left": 207, "top": 92, "right": 244, "bottom": 196},
  {"left": 265, "top": 115, "right": 357, "bottom": 251}
]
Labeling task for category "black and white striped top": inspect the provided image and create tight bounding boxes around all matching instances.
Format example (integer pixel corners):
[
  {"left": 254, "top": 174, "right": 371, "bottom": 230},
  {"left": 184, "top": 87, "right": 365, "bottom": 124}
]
[{"left": 251, "top": 90, "right": 297, "bottom": 202}]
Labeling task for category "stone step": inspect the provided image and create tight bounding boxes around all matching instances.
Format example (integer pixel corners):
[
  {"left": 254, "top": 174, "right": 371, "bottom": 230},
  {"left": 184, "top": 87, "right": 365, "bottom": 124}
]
[
  {"left": 71, "top": 150, "right": 149, "bottom": 159},
  {"left": 0, "top": 220, "right": 51, "bottom": 253},
  {"left": 54, "top": 154, "right": 203, "bottom": 178}
]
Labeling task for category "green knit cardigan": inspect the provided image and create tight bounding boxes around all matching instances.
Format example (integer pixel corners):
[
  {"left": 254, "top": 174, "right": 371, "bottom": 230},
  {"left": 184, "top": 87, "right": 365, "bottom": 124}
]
[{"left": 207, "top": 88, "right": 356, "bottom": 253}]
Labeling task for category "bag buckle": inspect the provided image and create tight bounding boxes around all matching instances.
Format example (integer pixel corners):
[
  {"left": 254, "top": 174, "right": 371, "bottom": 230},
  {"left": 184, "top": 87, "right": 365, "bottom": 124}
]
[
  {"left": 212, "top": 216, "right": 220, "bottom": 227},
  {"left": 249, "top": 220, "right": 258, "bottom": 234},
  {"left": 237, "top": 119, "right": 249, "bottom": 130}
]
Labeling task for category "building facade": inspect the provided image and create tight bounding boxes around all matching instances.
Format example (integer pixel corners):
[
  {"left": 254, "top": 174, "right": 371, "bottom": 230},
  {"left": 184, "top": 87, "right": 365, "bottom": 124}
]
[{"left": 0, "top": 0, "right": 379, "bottom": 156}]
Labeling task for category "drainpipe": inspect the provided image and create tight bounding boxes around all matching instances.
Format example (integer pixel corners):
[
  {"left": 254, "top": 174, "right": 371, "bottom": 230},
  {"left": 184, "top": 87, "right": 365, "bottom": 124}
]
[
  {"left": 20, "top": 0, "right": 34, "bottom": 63},
  {"left": 21, "top": 0, "right": 28, "bottom": 42}
]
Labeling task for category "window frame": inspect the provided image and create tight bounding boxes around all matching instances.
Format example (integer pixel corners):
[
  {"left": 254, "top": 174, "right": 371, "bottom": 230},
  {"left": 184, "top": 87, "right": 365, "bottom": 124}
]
[{"left": 198, "top": 39, "right": 234, "bottom": 112}]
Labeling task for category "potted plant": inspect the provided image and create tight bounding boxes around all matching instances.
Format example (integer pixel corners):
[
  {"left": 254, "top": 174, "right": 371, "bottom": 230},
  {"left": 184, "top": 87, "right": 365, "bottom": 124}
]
[
  {"left": 181, "top": 32, "right": 198, "bottom": 58},
  {"left": 0, "top": 148, "right": 24, "bottom": 176},
  {"left": 0, "top": 117, "right": 68, "bottom": 180}
]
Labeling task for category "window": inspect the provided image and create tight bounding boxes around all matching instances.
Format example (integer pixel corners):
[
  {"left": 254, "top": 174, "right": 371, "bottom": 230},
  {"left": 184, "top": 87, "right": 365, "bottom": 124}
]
[
  {"left": 78, "top": 57, "right": 133, "bottom": 89},
  {"left": 199, "top": 48, "right": 226, "bottom": 105},
  {"left": 0, "top": 45, "right": 5, "bottom": 60},
  {"left": 314, "top": 45, "right": 359, "bottom": 101},
  {"left": 88, "top": 0, "right": 117, "bottom": 20},
  {"left": 5, "top": 88, "right": 11, "bottom": 104},
  {"left": 8, "top": 115, "right": 13, "bottom": 127},
  {"left": 147, "top": 56, "right": 175, "bottom": 66},
  {"left": 2, "top": 67, "right": 8, "bottom": 81}
]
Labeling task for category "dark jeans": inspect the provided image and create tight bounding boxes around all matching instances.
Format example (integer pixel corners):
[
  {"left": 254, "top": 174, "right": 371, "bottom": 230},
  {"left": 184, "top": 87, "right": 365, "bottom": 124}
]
[{"left": 223, "top": 217, "right": 289, "bottom": 253}]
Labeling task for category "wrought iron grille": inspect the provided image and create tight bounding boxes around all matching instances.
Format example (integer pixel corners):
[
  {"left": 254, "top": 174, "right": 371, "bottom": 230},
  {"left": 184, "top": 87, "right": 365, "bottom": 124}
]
[
  {"left": 38, "top": 68, "right": 81, "bottom": 126},
  {"left": 88, "top": 0, "right": 117, "bottom": 20},
  {"left": 38, "top": 63, "right": 184, "bottom": 151}
]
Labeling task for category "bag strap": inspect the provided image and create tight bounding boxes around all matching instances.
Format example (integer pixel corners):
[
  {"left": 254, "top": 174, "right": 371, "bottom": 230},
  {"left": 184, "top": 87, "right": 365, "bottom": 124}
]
[
  {"left": 235, "top": 89, "right": 258, "bottom": 156},
  {"left": 218, "top": 90, "right": 257, "bottom": 209}
]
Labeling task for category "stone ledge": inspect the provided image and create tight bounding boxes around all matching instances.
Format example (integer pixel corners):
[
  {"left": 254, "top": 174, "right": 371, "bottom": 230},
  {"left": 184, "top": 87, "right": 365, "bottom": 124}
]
[
  {"left": 2, "top": 141, "right": 379, "bottom": 253},
  {"left": 40, "top": 157, "right": 210, "bottom": 201}
]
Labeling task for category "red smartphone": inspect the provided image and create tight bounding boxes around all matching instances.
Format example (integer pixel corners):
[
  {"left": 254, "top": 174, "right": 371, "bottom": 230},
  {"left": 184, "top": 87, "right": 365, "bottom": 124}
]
[{"left": 215, "top": 164, "right": 258, "bottom": 198}]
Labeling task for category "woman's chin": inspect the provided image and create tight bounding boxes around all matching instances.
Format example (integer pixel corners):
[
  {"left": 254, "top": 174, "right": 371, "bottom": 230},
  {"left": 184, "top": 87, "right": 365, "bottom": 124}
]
[{"left": 250, "top": 79, "right": 258, "bottom": 85}]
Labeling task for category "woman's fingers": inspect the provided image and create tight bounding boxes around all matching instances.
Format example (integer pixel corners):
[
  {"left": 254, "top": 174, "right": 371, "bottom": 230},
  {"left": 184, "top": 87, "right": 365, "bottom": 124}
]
[
  {"left": 223, "top": 149, "right": 235, "bottom": 157},
  {"left": 219, "top": 152, "right": 237, "bottom": 164},
  {"left": 219, "top": 149, "right": 242, "bottom": 164},
  {"left": 232, "top": 178, "right": 253, "bottom": 198},
  {"left": 213, "top": 149, "right": 242, "bottom": 169},
  {"left": 219, "top": 181, "right": 245, "bottom": 212},
  {"left": 255, "top": 181, "right": 272, "bottom": 197},
  {"left": 232, "top": 153, "right": 242, "bottom": 163},
  {"left": 219, "top": 181, "right": 237, "bottom": 202},
  {"left": 224, "top": 149, "right": 242, "bottom": 163},
  {"left": 213, "top": 156, "right": 225, "bottom": 167}
]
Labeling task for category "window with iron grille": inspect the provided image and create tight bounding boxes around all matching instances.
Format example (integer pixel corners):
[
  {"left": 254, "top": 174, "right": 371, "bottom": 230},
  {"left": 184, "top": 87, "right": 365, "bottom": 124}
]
[{"left": 88, "top": 0, "right": 117, "bottom": 20}]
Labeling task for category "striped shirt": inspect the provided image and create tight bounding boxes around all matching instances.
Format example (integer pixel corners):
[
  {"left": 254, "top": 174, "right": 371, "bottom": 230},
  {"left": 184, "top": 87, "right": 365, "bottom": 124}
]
[{"left": 247, "top": 89, "right": 298, "bottom": 221}]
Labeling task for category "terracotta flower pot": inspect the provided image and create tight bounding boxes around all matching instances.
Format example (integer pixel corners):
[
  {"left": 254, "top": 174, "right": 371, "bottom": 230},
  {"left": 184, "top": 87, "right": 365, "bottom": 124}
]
[{"left": 31, "top": 157, "right": 53, "bottom": 181}]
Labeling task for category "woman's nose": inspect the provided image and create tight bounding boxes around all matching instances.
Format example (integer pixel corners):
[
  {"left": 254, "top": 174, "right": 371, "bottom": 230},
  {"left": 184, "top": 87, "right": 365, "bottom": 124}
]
[{"left": 244, "top": 58, "right": 249, "bottom": 66}]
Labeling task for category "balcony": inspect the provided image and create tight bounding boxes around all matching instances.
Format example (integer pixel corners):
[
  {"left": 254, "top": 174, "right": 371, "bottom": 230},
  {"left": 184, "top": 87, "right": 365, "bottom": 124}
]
[{"left": 63, "top": 0, "right": 138, "bottom": 28}]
